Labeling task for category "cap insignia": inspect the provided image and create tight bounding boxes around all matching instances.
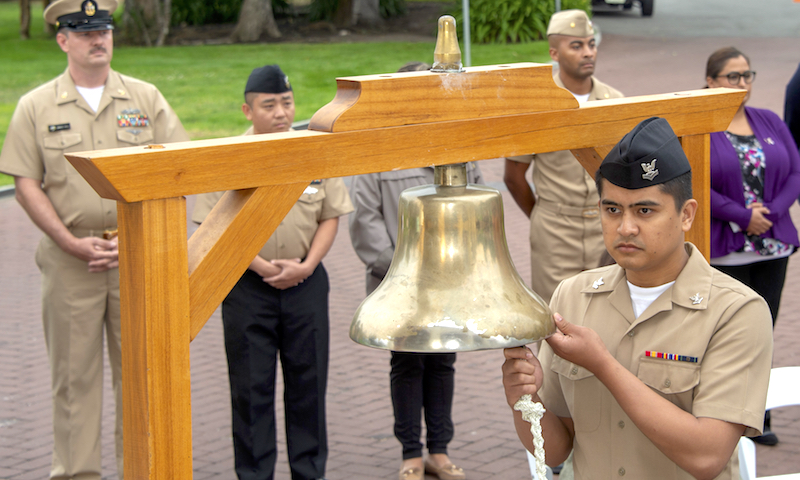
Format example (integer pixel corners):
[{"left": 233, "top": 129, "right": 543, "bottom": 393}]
[
  {"left": 641, "top": 159, "right": 659, "bottom": 181},
  {"left": 690, "top": 293, "right": 703, "bottom": 305},
  {"left": 83, "top": 0, "right": 97, "bottom": 16},
  {"left": 284, "top": 75, "right": 291, "bottom": 90},
  {"left": 592, "top": 277, "right": 604, "bottom": 289}
]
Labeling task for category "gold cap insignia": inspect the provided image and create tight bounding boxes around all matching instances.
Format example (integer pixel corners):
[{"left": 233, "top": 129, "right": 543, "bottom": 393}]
[{"left": 84, "top": 0, "right": 97, "bottom": 16}]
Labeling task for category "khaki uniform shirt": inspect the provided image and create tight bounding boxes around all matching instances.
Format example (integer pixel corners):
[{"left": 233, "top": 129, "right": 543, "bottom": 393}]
[
  {"left": 0, "top": 69, "right": 188, "bottom": 231},
  {"left": 192, "top": 127, "right": 354, "bottom": 261},
  {"left": 508, "top": 75, "right": 624, "bottom": 208},
  {"left": 539, "top": 243, "right": 773, "bottom": 480}
]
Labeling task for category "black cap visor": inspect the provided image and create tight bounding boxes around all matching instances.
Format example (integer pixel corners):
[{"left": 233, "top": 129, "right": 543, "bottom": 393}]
[{"left": 57, "top": 11, "right": 114, "bottom": 31}]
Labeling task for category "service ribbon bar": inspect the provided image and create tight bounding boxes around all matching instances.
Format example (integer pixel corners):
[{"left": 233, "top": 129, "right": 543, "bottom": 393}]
[{"left": 645, "top": 351, "right": 698, "bottom": 363}]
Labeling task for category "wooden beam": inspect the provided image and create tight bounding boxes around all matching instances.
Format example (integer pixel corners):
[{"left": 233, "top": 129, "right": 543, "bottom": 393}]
[
  {"left": 65, "top": 88, "right": 745, "bottom": 204},
  {"left": 187, "top": 183, "right": 307, "bottom": 340},
  {"left": 681, "top": 134, "right": 712, "bottom": 259},
  {"left": 569, "top": 145, "right": 614, "bottom": 177},
  {"left": 308, "top": 63, "right": 578, "bottom": 132},
  {"left": 118, "top": 198, "right": 192, "bottom": 479}
]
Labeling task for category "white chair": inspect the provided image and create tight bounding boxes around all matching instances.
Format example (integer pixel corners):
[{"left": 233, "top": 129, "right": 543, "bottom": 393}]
[{"left": 738, "top": 366, "right": 800, "bottom": 480}]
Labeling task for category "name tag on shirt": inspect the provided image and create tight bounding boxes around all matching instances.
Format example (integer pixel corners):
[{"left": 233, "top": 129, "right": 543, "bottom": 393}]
[{"left": 48, "top": 123, "right": 70, "bottom": 132}]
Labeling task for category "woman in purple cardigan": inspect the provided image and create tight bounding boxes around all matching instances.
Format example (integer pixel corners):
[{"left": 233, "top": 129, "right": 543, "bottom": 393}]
[{"left": 707, "top": 47, "right": 800, "bottom": 446}]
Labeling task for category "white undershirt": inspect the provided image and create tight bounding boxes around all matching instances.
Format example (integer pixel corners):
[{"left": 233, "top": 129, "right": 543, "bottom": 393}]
[
  {"left": 627, "top": 281, "right": 674, "bottom": 319},
  {"left": 76, "top": 85, "right": 105, "bottom": 112},
  {"left": 573, "top": 93, "right": 590, "bottom": 104}
]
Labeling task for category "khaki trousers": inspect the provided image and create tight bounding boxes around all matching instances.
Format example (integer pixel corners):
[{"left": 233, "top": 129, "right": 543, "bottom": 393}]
[
  {"left": 528, "top": 202, "right": 605, "bottom": 304},
  {"left": 36, "top": 235, "right": 123, "bottom": 480}
]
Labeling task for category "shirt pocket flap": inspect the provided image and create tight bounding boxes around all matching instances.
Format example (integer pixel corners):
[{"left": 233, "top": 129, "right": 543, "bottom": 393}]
[
  {"left": 43, "top": 133, "right": 82, "bottom": 150},
  {"left": 550, "top": 355, "right": 595, "bottom": 381},
  {"left": 116, "top": 129, "right": 154, "bottom": 145},
  {"left": 637, "top": 357, "right": 700, "bottom": 394}
]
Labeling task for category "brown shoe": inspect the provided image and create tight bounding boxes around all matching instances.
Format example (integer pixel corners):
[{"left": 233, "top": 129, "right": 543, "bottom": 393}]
[
  {"left": 424, "top": 459, "right": 466, "bottom": 480},
  {"left": 399, "top": 466, "right": 423, "bottom": 480}
]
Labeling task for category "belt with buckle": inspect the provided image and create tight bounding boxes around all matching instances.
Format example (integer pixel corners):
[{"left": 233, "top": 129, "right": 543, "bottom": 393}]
[
  {"left": 69, "top": 227, "right": 118, "bottom": 239},
  {"left": 537, "top": 199, "right": 599, "bottom": 218}
]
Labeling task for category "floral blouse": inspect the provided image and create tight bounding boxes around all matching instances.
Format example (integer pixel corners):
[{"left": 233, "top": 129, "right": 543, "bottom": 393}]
[{"left": 725, "top": 131, "right": 793, "bottom": 256}]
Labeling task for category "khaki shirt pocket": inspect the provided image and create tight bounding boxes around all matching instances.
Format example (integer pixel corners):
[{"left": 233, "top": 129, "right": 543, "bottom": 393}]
[
  {"left": 116, "top": 129, "right": 154, "bottom": 146},
  {"left": 293, "top": 188, "right": 327, "bottom": 232},
  {"left": 551, "top": 355, "right": 602, "bottom": 432},
  {"left": 637, "top": 358, "right": 700, "bottom": 412},
  {"left": 43, "top": 133, "right": 83, "bottom": 179}
]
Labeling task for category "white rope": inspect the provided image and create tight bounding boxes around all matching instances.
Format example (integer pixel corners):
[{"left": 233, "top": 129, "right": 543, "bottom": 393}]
[{"left": 514, "top": 394, "right": 547, "bottom": 480}]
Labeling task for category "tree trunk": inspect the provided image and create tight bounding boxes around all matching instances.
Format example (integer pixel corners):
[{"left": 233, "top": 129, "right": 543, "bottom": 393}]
[
  {"left": 154, "top": 0, "right": 171, "bottom": 47},
  {"left": 334, "top": 0, "right": 355, "bottom": 27},
  {"left": 231, "top": 0, "right": 281, "bottom": 42},
  {"left": 43, "top": 0, "right": 55, "bottom": 35},
  {"left": 353, "top": 0, "right": 382, "bottom": 26},
  {"left": 120, "top": 0, "right": 170, "bottom": 46},
  {"left": 20, "top": 0, "right": 30, "bottom": 40}
]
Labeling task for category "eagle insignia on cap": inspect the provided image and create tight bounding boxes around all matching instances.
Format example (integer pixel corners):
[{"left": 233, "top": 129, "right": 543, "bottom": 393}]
[
  {"left": 83, "top": 0, "right": 97, "bottom": 16},
  {"left": 641, "top": 159, "right": 659, "bottom": 181},
  {"left": 284, "top": 75, "right": 291, "bottom": 89}
]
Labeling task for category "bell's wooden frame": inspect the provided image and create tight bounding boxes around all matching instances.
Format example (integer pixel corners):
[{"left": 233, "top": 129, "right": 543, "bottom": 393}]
[{"left": 65, "top": 63, "right": 743, "bottom": 479}]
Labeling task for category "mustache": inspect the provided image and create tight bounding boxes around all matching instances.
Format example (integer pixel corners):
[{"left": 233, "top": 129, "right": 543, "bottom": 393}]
[{"left": 90, "top": 47, "right": 107, "bottom": 54}]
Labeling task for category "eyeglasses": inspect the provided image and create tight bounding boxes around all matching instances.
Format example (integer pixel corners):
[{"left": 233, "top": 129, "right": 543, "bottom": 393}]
[{"left": 717, "top": 70, "right": 757, "bottom": 85}]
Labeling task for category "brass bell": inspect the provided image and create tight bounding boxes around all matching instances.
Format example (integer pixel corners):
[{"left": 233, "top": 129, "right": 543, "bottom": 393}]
[{"left": 350, "top": 164, "right": 555, "bottom": 352}]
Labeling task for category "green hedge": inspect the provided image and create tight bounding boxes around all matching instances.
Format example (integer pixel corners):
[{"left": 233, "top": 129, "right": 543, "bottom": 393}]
[
  {"left": 450, "top": 0, "right": 591, "bottom": 44},
  {"left": 171, "top": 0, "right": 291, "bottom": 26}
]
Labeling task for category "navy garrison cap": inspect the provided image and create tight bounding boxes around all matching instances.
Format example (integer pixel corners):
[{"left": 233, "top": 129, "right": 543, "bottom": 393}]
[
  {"left": 599, "top": 117, "right": 691, "bottom": 189},
  {"left": 44, "top": 0, "right": 117, "bottom": 31},
  {"left": 245, "top": 65, "right": 292, "bottom": 96}
]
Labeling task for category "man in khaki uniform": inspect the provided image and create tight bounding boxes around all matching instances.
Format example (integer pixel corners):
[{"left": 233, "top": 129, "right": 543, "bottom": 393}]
[
  {"left": 192, "top": 65, "right": 352, "bottom": 480},
  {"left": 502, "top": 117, "right": 773, "bottom": 479},
  {"left": 504, "top": 9, "right": 623, "bottom": 303},
  {"left": 0, "top": 1, "right": 188, "bottom": 478}
]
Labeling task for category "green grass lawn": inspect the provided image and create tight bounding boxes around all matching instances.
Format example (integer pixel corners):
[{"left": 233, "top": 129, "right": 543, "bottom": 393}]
[{"left": 0, "top": 2, "right": 549, "bottom": 187}]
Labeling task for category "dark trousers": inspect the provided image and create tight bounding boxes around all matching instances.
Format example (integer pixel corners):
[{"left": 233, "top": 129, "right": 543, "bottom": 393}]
[
  {"left": 222, "top": 265, "right": 330, "bottom": 480},
  {"left": 714, "top": 256, "right": 789, "bottom": 326},
  {"left": 390, "top": 352, "right": 456, "bottom": 459}
]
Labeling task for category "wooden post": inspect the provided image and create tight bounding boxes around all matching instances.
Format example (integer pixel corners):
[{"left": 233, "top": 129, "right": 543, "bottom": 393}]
[
  {"left": 681, "top": 134, "right": 712, "bottom": 259},
  {"left": 118, "top": 198, "right": 192, "bottom": 479}
]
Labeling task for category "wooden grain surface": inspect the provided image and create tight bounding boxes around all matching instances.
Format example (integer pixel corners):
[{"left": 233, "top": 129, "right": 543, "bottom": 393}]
[
  {"left": 118, "top": 198, "right": 192, "bottom": 479},
  {"left": 65, "top": 88, "right": 745, "bottom": 204},
  {"left": 308, "top": 63, "right": 577, "bottom": 132},
  {"left": 681, "top": 134, "right": 712, "bottom": 259}
]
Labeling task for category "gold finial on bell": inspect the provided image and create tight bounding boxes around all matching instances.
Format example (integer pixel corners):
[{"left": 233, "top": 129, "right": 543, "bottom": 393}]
[
  {"left": 349, "top": 164, "right": 555, "bottom": 352},
  {"left": 431, "top": 15, "right": 462, "bottom": 73}
]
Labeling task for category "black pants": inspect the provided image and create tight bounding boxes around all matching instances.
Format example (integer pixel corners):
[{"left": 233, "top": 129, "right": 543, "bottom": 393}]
[
  {"left": 222, "top": 265, "right": 330, "bottom": 480},
  {"left": 714, "top": 256, "right": 789, "bottom": 326},
  {"left": 390, "top": 352, "right": 456, "bottom": 460}
]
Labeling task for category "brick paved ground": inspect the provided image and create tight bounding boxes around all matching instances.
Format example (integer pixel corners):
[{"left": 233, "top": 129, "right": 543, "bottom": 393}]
[{"left": 2, "top": 34, "right": 800, "bottom": 480}]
